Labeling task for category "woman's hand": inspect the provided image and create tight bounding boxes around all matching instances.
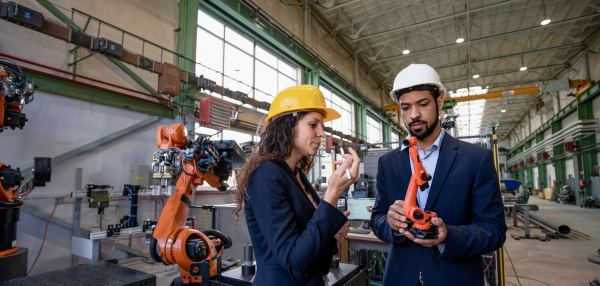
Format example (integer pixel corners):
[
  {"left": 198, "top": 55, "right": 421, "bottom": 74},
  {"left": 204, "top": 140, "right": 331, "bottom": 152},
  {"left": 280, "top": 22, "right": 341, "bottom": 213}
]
[
  {"left": 334, "top": 211, "right": 351, "bottom": 243},
  {"left": 323, "top": 147, "right": 360, "bottom": 206}
]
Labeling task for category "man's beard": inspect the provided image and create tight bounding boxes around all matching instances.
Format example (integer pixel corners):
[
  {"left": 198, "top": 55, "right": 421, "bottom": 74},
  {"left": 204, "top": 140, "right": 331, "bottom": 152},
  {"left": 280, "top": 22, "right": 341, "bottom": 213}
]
[{"left": 406, "top": 109, "right": 439, "bottom": 140}]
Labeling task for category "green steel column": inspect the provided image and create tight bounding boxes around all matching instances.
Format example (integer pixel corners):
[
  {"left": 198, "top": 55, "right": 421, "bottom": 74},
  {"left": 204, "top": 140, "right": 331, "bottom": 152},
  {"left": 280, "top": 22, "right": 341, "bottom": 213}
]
[
  {"left": 578, "top": 100, "right": 598, "bottom": 195},
  {"left": 382, "top": 122, "right": 391, "bottom": 148},
  {"left": 524, "top": 142, "right": 532, "bottom": 189},
  {"left": 356, "top": 104, "right": 367, "bottom": 142},
  {"left": 306, "top": 70, "right": 319, "bottom": 86},
  {"left": 176, "top": 0, "right": 200, "bottom": 119},
  {"left": 536, "top": 133, "right": 547, "bottom": 190},
  {"left": 552, "top": 121, "right": 567, "bottom": 186}
]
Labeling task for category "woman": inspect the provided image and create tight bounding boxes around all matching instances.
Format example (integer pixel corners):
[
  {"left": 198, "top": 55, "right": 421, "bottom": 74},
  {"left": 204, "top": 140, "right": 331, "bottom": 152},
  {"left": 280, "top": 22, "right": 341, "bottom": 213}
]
[{"left": 234, "top": 85, "right": 360, "bottom": 285}]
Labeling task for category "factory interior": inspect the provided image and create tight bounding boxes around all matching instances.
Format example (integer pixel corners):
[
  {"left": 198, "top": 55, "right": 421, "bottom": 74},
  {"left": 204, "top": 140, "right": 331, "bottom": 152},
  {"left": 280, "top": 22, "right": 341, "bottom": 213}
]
[{"left": 1, "top": 0, "right": 600, "bottom": 285}]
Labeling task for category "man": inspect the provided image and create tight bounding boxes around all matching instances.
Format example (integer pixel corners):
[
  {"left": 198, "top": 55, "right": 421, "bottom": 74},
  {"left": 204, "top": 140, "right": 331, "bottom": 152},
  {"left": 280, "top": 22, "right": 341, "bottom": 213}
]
[{"left": 370, "top": 64, "right": 506, "bottom": 285}]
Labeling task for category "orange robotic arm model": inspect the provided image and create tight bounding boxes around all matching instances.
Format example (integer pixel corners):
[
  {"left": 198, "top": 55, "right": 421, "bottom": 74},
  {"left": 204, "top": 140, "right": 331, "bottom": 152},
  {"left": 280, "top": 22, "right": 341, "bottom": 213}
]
[
  {"left": 402, "top": 137, "right": 438, "bottom": 240},
  {"left": 150, "top": 124, "right": 246, "bottom": 285}
]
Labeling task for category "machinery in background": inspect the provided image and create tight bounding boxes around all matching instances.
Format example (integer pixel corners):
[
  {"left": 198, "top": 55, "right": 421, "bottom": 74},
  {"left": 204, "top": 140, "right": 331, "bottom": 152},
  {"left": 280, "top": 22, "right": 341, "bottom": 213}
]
[
  {"left": 557, "top": 185, "right": 576, "bottom": 205},
  {"left": 0, "top": 157, "right": 51, "bottom": 281},
  {"left": 150, "top": 124, "right": 247, "bottom": 285},
  {"left": 352, "top": 174, "right": 370, "bottom": 198},
  {"left": 402, "top": 137, "right": 438, "bottom": 239},
  {"left": 86, "top": 184, "right": 113, "bottom": 214},
  {"left": 0, "top": 59, "right": 35, "bottom": 132}
]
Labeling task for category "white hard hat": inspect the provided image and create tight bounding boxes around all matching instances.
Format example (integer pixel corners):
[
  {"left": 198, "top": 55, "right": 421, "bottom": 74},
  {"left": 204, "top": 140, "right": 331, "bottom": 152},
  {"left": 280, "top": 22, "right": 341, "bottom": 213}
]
[{"left": 389, "top": 63, "right": 447, "bottom": 104}]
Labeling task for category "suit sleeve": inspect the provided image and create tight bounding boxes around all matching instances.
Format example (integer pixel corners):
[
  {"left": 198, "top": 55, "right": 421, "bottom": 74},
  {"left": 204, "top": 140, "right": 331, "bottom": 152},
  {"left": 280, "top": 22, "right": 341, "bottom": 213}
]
[
  {"left": 436, "top": 150, "right": 507, "bottom": 259},
  {"left": 247, "top": 163, "right": 347, "bottom": 279},
  {"left": 371, "top": 156, "right": 408, "bottom": 244}
]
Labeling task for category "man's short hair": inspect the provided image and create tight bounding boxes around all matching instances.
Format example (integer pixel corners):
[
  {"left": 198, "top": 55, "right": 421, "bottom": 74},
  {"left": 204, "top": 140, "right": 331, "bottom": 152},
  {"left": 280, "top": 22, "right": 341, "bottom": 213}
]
[{"left": 394, "top": 84, "right": 440, "bottom": 102}]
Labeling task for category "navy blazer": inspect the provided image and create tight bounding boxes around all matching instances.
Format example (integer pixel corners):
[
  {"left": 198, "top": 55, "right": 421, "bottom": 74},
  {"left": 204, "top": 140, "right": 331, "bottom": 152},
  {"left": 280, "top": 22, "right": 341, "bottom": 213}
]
[
  {"left": 371, "top": 134, "right": 507, "bottom": 286},
  {"left": 245, "top": 161, "right": 348, "bottom": 286}
]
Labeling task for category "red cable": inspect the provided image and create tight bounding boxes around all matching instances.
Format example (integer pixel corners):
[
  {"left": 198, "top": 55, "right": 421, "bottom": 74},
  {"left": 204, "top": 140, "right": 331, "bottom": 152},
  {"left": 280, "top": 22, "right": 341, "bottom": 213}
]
[
  {"left": 483, "top": 251, "right": 495, "bottom": 273},
  {"left": 27, "top": 194, "right": 70, "bottom": 276},
  {"left": 136, "top": 236, "right": 147, "bottom": 249},
  {"left": 102, "top": 236, "right": 146, "bottom": 254},
  {"left": 101, "top": 240, "right": 117, "bottom": 254},
  {"left": 20, "top": 187, "right": 34, "bottom": 197}
]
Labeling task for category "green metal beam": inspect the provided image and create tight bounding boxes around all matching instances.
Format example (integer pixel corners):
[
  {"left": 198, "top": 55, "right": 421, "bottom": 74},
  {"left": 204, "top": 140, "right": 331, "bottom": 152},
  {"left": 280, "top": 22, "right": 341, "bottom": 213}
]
[
  {"left": 176, "top": 0, "right": 200, "bottom": 117},
  {"left": 551, "top": 121, "right": 567, "bottom": 186},
  {"left": 578, "top": 100, "right": 597, "bottom": 195},
  {"left": 306, "top": 70, "right": 319, "bottom": 86},
  {"left": 28, "top": 69, "right": 173, "bottom": 118},
  {"left": 36, "top": 0, "right": 78, "bottom": 28}
]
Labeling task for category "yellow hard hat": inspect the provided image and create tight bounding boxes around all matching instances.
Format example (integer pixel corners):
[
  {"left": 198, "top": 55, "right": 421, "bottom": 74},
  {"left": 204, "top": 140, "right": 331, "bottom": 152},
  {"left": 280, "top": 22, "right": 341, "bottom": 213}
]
[{"left": 265, "top": 85, "right": 341, "bottom": 124}]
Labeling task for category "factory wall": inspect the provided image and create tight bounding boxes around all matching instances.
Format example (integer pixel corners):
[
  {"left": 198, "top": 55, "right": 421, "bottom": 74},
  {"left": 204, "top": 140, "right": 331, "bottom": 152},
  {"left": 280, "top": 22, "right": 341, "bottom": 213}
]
[{"left": 0, "top": 0, "right": 232, "bottom": 276}]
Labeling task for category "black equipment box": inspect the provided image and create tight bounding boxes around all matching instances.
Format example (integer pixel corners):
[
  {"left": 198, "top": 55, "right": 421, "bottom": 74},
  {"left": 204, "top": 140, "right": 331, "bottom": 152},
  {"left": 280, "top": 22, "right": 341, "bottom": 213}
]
[
  {"left": 91, "top": 37, "right": 123, "bottom": 58},
  {"left": 69, "top": 28, "right": 93, "bottom": 48},
  {"left": 187, "top": 73, "right": 198, "bottom": 86},
  {"left": 137, "top": 56, "right": 154, "bottom": 71},
  {"left": 1, "top": 2, "right": 43, "bottom": 30},
  {"left": 233, "top": 91, "right": 247, "bottom": 103}
]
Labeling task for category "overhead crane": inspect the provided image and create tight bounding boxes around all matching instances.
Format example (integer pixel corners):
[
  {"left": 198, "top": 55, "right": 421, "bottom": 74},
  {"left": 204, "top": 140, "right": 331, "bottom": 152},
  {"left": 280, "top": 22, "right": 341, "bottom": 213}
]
[{"left": 382, "top": 80, "right": 589, "bottom": 112}]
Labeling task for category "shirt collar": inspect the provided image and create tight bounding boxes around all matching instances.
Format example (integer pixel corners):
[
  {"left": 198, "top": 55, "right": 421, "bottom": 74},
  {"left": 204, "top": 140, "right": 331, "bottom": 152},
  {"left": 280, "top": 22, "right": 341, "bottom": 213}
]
[{"left": 400, "top": 128, "right": 445, "bottom": 152}]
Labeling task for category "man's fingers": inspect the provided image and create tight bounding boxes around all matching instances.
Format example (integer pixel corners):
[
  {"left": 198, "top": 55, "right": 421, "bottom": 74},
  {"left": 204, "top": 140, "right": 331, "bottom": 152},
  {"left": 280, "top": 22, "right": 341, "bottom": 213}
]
[{"left": 343, "top": 211, "right": 350, "bottom": 218}]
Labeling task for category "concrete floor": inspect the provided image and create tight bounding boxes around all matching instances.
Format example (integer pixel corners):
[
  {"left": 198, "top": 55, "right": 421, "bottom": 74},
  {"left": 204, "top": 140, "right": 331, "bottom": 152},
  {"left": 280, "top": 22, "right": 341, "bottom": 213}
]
[
  {"left": 119, "top": 195, "right": 600, "bottom": 286},
  {"left": 503, "top": 196, "right": 600, "bottom": 286}
]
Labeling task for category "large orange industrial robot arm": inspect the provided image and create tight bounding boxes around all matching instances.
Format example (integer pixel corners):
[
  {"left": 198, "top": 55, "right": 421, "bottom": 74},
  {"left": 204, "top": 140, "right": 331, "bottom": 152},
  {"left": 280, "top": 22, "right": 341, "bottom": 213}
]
[
  {"left": 150, "top": 124, "right": 247, "bottom": 285},
  {"left": 402, "top": 137, "right": 438, "bottom": 240}
]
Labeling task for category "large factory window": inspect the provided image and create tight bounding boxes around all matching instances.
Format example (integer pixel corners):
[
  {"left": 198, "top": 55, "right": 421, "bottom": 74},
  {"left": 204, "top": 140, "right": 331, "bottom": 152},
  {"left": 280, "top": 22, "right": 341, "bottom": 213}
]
[
  {"left": 319, "top": 86, "right": 354, "bottom": 139},
  {"left": 366, "top": 115, "right": 382, "bottom": 144},
  {"left": 196, "top": 9, "right": 299, "bottom": 102}
]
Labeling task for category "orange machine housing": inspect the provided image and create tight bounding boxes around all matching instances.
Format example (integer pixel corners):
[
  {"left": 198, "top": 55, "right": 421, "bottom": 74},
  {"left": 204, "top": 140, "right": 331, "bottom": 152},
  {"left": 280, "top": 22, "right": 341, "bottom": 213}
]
[{"left": 152, "top": 124, "right": 226, "bottom": 285}]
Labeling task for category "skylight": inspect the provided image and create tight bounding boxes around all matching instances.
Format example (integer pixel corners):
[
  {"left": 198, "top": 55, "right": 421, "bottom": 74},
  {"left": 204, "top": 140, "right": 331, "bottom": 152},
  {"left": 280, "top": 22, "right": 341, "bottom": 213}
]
[{"left": 447, "top": 87, "right": 488, "bottom": 138}]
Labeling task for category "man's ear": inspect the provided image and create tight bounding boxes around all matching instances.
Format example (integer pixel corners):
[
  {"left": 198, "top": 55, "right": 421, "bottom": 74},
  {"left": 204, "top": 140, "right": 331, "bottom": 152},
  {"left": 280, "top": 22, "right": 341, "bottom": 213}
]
[{"left": 437, "top": 95, "right": 444, "bottom": 111}]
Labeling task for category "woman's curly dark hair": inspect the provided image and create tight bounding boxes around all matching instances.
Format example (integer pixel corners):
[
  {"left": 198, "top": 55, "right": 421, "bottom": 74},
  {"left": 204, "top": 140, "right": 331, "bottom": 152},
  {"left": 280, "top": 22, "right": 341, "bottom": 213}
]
[{"left": 233, "top": 111, "right": 314, "bottom": 226}]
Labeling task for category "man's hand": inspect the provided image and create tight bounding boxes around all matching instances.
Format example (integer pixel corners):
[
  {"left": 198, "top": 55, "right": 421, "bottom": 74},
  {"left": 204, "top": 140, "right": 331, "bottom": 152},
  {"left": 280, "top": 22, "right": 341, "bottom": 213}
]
[
  {"left": 334, "top": 211, "right": 351, "bottom": 244},
  {"left": 387, "top": 200, "right": 408, "bottom": 233},
  {"left": 401, "top": 217, "right": 448, "bottom": 247}
]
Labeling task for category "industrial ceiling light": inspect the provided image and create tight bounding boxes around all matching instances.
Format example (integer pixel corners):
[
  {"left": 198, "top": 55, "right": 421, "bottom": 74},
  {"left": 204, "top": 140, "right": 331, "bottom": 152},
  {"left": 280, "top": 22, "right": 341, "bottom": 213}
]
[
  {"left": 540, "top": 3, "right": 551, "bottom": 25},
  {"left": 501, "top": 109, "right": 506, "bottom": 112},
  {"left": 520, "top": 56, "right": 527, "bottom": 71},
  {"left": 403, "top": 37, "right": 410, "bottom": 54},
  {"left": 473, "top": 74, "right": 480, "bottom": 79},
  {"left": 456, "top": 18, "right": 465, "bottom": 43}
]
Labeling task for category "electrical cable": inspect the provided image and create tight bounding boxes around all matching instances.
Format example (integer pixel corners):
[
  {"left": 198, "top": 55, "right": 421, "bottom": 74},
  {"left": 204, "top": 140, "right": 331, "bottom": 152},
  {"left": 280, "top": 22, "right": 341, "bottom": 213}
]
[
  {"left": 136, "top": 236, "right": 147, "bottom": 249},
  {"left": 27, "top": 194, "right": 70, "bottom": 275},
  {"left": 20, "top": 187, "right": 34, "bottom": 197},
  {"left": 503, "top": 245, "right": 522, "bottom": 286},
  {"left": 101, "top": 235, "right": 145, "bottom": 254},
  {"left": 102, "top": 238, "right": 117, "bottom": 254}
]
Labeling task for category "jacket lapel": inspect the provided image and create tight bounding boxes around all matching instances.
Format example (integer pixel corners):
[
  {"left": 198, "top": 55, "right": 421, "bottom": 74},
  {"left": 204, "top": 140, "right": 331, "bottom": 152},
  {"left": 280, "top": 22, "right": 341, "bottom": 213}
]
[{"left": 424, "top": 134, "right": 459, "bottom": 211}]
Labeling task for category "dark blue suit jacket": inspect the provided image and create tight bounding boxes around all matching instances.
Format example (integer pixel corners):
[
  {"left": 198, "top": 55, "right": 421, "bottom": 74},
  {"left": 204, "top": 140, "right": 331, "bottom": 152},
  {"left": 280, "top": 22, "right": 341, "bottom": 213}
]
[
  {"left": 245, "top": 161, "right": 348, "bottom": 286},
  {"left": 371, "top": 134, "right": 507, "bottom": 286}
]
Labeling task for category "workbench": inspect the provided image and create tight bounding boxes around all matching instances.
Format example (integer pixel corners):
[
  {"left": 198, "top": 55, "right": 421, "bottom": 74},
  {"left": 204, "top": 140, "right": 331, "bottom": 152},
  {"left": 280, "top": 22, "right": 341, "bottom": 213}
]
[{"left": 340, "top": 232, "right": 390, "bottom": 263}]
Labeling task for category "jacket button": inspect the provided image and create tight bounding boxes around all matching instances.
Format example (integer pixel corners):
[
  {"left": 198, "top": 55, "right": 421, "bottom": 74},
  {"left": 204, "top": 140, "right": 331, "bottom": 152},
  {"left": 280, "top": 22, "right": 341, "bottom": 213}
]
[{"left": 388, "top": 236, "right": 391, "bottom": 240}]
